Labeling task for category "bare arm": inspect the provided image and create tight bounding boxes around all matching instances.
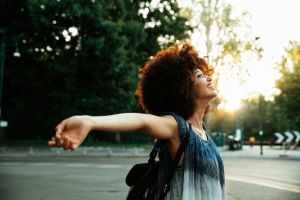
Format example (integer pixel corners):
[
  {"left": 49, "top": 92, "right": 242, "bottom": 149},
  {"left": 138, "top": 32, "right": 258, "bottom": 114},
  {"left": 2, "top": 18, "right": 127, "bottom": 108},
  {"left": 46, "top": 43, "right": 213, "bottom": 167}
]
[
  {"left": 48, "top": 113, "right": 178, "bottom": 150},
  {"left": 89, "top": 113, "right": 177, "bottom": 138}
]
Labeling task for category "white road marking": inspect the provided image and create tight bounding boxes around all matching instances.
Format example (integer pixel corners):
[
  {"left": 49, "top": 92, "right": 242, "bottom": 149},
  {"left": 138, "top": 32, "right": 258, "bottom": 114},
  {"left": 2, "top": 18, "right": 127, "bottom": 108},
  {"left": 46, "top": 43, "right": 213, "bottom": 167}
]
[
  {"left": 226, "top": 174, "right": 300, "bottom": 194},
  {"left": 2, "top": 162, "right": 299, "bottom": 193},
  {"left": 28, "top": 162, "right": 58, "bottom": 166},
  {"left": 62, "top": 163, "right": 91, "bottom": 167},
  {"left": 94, "top": 164, "right": 124, "bottom": 169},
  {"left": 0, "top": 162, "right": 25, "bottom": 165},
  {"left": 0, "top": 162, "right": 128, "bottom": 169}
]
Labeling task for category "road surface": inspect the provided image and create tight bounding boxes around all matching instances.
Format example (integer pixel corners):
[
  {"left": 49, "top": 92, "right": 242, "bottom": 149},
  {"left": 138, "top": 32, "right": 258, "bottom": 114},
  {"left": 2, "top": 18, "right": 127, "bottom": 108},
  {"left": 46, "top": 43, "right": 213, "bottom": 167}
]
[{"left": 0, "top": 155, "right": 299, "bottom": 200}]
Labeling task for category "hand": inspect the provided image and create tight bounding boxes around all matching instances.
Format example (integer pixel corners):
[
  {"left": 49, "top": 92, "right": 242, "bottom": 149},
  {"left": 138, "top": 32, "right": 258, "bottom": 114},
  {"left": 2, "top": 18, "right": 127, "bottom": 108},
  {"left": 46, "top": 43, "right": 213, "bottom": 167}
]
[{"left": 48, "top": 115, "right": 94, "bottom": 151}]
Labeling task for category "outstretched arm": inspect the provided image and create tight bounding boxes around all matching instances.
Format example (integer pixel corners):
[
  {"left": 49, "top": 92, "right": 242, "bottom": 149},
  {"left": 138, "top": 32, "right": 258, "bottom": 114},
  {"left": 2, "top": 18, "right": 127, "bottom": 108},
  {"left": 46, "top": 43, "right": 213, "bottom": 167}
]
[{"left": 48, "top": 113, "right": 178, "bottom": 151}]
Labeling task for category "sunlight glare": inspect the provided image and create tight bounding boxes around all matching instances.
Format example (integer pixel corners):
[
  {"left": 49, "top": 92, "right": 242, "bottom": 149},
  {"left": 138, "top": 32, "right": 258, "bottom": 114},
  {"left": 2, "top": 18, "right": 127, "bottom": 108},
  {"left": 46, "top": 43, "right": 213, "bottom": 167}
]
[{"left": 177, "top": 0, "right": 298, "bottom": 111}]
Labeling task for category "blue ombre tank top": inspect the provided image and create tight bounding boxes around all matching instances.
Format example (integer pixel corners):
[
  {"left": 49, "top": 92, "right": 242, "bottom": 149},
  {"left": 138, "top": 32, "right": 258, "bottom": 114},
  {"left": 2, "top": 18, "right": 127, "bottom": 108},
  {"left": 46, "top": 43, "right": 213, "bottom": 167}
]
[{"left": 154, "top": 112, "right": 225, "bottom": 200}]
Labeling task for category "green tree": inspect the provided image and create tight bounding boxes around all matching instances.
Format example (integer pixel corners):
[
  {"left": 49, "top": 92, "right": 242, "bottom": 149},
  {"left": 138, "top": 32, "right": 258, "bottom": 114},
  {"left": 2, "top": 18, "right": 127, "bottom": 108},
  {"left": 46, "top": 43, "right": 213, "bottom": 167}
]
[
  {"left": 2, "top": 0, "right": 191, "bottom": 142},
  {"left": 273, "top": 41, "right": 300, "bottom": 131},
  {"left": 181, "top": 0, "right": 263, "bottom": 67},
  {"left": 231, "top": 42, "right": 300, "bottom": 141}
]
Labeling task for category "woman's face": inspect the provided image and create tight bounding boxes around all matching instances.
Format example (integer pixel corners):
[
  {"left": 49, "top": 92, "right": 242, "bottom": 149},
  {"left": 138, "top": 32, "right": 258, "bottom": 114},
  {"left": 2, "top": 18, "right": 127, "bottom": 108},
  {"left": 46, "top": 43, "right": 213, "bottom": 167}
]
[{"left": 193, "top": 69, "right": 217, "bottom": 100}]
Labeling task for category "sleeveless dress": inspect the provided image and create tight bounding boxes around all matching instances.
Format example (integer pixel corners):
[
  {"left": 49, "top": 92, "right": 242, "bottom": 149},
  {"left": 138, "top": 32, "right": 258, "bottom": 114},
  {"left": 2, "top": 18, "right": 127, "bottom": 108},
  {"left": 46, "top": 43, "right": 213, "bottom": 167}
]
[{"left": 154, "top": 112, "right": 225, "bottom": 200}]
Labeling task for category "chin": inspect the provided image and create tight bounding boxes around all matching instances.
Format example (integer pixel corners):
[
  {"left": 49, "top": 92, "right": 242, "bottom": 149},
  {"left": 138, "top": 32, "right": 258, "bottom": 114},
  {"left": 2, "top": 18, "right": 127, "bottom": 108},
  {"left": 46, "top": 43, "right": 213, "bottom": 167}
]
[
  {"left": 196, "top": 89, "right": 218, "bottom": 100},
  {"left": 209, "top": 90, "right": 218, "bottom": 99}
]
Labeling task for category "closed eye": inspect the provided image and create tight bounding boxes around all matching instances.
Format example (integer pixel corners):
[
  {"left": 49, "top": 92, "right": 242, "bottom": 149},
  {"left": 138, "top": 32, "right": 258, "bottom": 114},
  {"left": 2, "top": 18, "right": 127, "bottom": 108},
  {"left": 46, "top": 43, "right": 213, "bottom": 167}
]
[{"left": 197, "top": 73, "right": 204, "bottom": 78}]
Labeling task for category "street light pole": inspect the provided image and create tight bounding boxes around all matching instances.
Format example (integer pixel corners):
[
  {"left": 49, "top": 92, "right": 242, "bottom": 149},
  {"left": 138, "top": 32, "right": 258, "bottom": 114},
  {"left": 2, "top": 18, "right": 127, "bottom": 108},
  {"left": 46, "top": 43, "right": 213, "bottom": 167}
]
[
  {"left": 0, "top": 28, "right": 20, "bottom": 131},
  {"left": 253, "top": 36, "right": 264, "bottom": 156},
  {"left": 259, "top": 94, "right": 264, "bottom": 156},
  {"left": 0, "top": 29, "right": 6, "bottom": 120}
]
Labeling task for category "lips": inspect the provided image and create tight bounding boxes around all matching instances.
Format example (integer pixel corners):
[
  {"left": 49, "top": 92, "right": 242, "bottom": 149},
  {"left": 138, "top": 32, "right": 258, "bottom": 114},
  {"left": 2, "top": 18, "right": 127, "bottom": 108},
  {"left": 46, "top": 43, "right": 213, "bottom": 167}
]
[{"left": 207, "top": 83, "right": 214, "bottom": 89}]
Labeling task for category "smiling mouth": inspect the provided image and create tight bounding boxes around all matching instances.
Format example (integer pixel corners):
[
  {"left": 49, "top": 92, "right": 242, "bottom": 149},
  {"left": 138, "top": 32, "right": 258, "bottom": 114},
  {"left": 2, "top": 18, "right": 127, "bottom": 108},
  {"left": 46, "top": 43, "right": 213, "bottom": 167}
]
[{"left": 207, "top": 84, "right": 214, "bottom": 89}]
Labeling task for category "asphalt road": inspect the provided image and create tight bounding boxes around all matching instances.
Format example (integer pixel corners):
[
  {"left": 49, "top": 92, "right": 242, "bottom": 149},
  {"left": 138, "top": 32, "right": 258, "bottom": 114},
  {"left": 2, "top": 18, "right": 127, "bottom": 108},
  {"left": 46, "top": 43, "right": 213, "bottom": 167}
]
[{"left": 0, "top": 156, "right": 299, "bottom": 200}]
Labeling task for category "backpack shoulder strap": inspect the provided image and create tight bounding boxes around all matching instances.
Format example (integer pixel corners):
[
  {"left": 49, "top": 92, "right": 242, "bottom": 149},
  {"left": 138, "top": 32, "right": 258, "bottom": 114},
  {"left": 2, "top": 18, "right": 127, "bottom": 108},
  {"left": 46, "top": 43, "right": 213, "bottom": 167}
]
[{"left": 159, "top": 113, "right": 190, "bottom": 199}]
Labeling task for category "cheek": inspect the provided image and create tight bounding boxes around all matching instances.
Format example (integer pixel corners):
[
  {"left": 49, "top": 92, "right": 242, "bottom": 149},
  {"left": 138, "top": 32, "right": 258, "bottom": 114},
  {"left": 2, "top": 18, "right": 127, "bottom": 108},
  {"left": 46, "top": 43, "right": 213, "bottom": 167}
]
[
  {"left": 194, "top": 79, "right": 217, "bottom": 98},
  {"left": 194, "top": 80, "right": 207, "bottom": 95},
  {"left": 195, "top": 79, "right": 206, "bottom": 90}
]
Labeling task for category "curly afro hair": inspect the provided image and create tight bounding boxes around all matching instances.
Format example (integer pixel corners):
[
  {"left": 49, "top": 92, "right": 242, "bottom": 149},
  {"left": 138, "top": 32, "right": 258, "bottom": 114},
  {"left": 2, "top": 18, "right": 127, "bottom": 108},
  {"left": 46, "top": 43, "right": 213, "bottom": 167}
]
[{"left": 136, "top": 43, "right": 212, "bottom": 119}]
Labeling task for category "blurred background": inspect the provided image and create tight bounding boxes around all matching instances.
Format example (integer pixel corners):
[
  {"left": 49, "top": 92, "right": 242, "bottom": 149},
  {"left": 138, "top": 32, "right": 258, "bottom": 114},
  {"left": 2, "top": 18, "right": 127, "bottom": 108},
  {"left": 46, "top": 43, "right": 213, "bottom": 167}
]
[{"left": 0, "top": 0, "right": 299, "bottom": 200}]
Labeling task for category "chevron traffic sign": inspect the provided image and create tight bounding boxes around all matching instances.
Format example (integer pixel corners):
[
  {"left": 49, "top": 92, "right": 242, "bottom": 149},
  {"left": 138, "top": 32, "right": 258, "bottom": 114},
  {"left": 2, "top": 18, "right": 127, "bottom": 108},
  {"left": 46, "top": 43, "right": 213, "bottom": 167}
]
[
  {"left": 295, "top": 131, "right": 300, "bottom": 142},
  {"left": 274, "top": 132, "right": 284, "bottom": 144},
  {"left": 274, "top": 131, "right": 300, "bottom": 144}
]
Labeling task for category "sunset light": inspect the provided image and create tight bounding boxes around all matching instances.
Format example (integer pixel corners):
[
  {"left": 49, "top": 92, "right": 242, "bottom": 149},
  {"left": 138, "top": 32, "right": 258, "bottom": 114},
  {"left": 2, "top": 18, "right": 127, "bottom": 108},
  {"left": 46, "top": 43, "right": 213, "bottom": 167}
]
[
  {"left": 179, "top": 0, "right": 300, "bottom": 111},
  {"left": 215, "top": 52, "right": 282, "bottom": 111}
]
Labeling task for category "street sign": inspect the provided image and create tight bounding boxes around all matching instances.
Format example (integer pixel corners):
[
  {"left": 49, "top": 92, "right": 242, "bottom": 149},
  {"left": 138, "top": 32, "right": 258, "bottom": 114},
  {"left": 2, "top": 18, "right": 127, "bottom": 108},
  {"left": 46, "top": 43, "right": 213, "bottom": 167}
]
[
  {"left": 294, "top": 131, "right": 300, "bottom": 142},
  {"left": 284, "top": 131, "right": 294, "bottom": 143},
  {"left": 274, "top": 131, "right": 300, "bottom": 144},
  {"left": 275, "top": 132, "right": 284, "bottom": 144}
]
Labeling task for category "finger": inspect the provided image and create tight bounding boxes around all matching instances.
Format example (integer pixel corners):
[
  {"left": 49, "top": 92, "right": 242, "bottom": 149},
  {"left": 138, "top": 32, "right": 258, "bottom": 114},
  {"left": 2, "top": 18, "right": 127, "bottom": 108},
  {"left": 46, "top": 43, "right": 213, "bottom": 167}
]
[
  {"left": 68, "top": 141, "right": 76, "bottom": 151},
  {"left": 55, "top": 120, "right": 66, "bottom": 136},
  {"left": 70, "top": 143, "right": 78, "bottom": 151},
  {"left": 48, "top": 136, "right": 57, "bottom": 147},
  {"left": 55, "top": 135, "right": 64, "bottom": 147},
  {"left": 63, "top": 138, "right": 71, "bottom": 150},
  {"left": 66, "top": 138, "right": 76, "bottom": 151},
  {"left": 55, "top": 126, "right": 63, "bottom": 137},
  {"left": 48, "top": 140, "right": 57, "bottom": 147}
]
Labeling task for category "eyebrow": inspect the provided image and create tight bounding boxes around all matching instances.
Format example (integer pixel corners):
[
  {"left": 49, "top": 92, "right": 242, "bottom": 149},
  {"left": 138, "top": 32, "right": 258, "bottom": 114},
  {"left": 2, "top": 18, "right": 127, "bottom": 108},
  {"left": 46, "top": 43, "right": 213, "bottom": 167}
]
[{"left": 195, "top": 70, "right": 203, "bottom": 74}]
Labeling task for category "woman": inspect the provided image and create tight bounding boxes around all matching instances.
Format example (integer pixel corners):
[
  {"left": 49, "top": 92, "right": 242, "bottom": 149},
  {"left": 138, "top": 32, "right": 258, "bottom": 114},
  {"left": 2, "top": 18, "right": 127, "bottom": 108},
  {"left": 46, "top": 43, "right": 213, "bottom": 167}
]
[{"left": 48, "top": 43, "right": 225, "bottom": 200}]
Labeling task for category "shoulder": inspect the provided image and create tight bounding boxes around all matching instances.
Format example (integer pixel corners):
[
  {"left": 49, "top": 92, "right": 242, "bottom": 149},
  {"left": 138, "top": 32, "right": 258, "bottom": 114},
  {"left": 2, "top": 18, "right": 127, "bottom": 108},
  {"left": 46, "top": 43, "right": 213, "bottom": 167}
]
[
  {"left": 160, "top": 113, "right": 188, "bottom": 140},
  {"left": 141, "top": 114, "right": 179, "bottom": 140}
]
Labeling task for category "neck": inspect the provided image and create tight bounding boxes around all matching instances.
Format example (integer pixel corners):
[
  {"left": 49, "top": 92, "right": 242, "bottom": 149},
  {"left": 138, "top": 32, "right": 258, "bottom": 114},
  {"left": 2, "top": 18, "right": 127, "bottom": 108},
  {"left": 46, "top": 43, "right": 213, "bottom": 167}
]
[{"left": 187, "top": 100, "right": 209, "bottom": 131}]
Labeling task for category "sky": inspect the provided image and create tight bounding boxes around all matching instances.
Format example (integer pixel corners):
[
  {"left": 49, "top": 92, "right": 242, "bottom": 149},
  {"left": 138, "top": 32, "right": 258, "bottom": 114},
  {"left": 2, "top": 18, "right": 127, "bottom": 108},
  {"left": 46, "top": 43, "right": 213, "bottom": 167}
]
[
  {"left": 233, "top": 0, "right": 300, "bottom": 64},
  {"left": 178, "top": 0, "right": 300, "bottom": 111}
]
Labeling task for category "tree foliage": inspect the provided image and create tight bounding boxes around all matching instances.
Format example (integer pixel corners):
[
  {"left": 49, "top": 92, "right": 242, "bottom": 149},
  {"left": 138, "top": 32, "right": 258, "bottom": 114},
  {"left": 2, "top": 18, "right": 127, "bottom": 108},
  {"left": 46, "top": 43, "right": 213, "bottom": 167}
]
[
  {"left": 273, "top": 41, "right": 300, "bottom": 131},
  {"left": 182, "top": 0, "right": 263, "bottom": 67},
  {"left": 2, "top": 0, "right": 191, "bottom": 142},
  {"left": 179, "top": 0, "right": 263, "bottom": 137},
  {"left": 207, "top": 42, "right": 300, "bottom": 140}
]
